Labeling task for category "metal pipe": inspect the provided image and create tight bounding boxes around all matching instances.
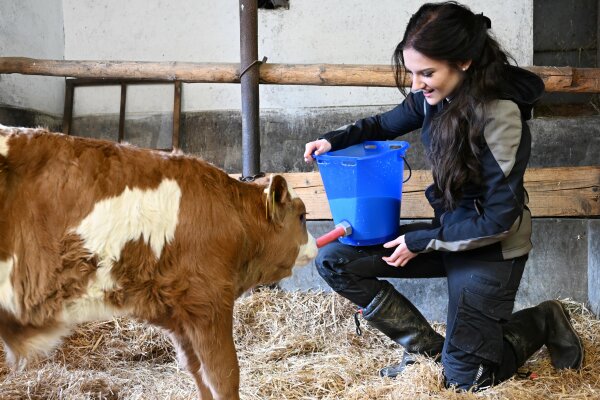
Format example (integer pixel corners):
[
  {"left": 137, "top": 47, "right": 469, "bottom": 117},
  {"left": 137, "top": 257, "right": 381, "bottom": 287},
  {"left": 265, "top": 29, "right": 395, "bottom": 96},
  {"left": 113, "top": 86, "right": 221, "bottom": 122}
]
[{"left": 239, "top": 0, "right": 262, "bottom": 180}]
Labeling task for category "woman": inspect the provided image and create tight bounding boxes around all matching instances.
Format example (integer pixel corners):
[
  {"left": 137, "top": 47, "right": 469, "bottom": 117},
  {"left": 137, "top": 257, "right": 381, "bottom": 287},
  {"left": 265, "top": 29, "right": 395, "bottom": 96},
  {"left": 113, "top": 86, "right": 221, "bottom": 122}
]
[{"left": 303, "top": 1, "right": 583, "bottom": 391}]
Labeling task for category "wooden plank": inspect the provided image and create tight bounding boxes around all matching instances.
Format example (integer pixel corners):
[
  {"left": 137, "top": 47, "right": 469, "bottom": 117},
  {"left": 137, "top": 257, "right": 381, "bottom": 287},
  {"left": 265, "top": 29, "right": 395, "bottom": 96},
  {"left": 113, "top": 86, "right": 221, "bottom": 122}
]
[
  {"left": 236, "top": 166, "right": 600, "bottom": 219},
  {"left": 1, "top": 57, "right": 599, "bottom": 93},
  {"left": 528, "top": 66, "right": 600, "bottom": 93},
  {"left": 522, "top": 166, "right": 600, "bottom": 217}
]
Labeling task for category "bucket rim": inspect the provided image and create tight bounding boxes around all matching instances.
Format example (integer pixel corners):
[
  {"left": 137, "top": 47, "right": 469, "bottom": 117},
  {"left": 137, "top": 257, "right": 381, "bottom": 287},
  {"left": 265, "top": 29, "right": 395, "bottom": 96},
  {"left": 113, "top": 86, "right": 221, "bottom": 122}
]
[{"left": 315, "top": 140, "right": 410, "bottom": 163}]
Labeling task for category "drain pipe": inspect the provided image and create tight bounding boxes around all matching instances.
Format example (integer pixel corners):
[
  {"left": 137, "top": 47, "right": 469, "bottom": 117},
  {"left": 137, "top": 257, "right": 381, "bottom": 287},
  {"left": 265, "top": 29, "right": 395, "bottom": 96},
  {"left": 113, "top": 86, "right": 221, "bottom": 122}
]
[{"left": 239, "top": 0, "right": 264, "bottom": 181}]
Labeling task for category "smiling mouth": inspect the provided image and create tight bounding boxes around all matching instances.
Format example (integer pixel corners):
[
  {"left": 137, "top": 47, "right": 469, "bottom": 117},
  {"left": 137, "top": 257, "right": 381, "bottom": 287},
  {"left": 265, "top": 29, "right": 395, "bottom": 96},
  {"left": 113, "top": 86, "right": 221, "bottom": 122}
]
[
  {"left": 411, "top": 88, "right": 434, "bottom": 94},
  {"left": 411, "top": 88, "right": 435, "bottom": 98}
]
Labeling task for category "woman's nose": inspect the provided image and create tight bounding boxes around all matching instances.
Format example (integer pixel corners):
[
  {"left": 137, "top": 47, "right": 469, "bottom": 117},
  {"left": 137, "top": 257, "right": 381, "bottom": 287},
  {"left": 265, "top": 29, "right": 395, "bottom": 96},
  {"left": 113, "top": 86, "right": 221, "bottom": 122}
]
[{"left": 411, "top": 76, "right": 424, "bottom": 93}]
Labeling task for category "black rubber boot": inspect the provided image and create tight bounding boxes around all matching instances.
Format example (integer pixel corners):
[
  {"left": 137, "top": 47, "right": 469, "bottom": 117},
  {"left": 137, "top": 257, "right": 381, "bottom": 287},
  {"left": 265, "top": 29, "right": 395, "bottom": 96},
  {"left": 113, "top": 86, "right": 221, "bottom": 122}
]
[
  {"left": 360, "top": 281, "right": 445, "bottom": 378},
  {"left": 503, "top": 300, "right": 584, "bottom": 370}
]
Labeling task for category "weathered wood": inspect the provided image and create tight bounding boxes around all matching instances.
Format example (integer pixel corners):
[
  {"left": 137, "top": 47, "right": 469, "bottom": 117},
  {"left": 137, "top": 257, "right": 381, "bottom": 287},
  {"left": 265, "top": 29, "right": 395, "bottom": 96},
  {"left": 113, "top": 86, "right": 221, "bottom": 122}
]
[
  {"left": 1, "top": 57, "right": 599, "bottom": 93},
  {"left": 259, "top": 63, "right": 396, "bottom": 87},
  {"left": 527, "top": 66, "right": 600, "bottom": 93},
  {"left": 235, "top": 166, "right": 600, "bottom": 219},
  {"left": 0, "top": 58, "right": 239, "bottom": 83}
]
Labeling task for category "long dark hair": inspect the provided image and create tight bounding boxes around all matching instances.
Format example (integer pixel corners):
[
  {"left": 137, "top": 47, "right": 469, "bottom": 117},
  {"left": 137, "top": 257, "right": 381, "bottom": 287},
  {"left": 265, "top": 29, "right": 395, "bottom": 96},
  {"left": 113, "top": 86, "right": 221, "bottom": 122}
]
[{"left": 392, "top": 1, "right": 512, "bottom": 209}]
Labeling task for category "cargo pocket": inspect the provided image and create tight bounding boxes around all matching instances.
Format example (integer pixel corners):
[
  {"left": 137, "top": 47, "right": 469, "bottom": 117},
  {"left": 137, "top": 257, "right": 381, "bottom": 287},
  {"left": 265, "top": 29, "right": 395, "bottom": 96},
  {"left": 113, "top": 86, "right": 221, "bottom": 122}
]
[{"left": 449, "top": 289, "right": 514, "bottom": 364}]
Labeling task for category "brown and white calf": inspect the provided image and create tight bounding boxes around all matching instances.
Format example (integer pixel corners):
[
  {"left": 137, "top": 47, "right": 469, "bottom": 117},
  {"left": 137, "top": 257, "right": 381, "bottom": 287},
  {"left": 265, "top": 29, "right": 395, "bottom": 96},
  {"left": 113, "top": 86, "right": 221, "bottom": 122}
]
[{"left": 0, "top": 125, "right": 318, "bottom": 399}]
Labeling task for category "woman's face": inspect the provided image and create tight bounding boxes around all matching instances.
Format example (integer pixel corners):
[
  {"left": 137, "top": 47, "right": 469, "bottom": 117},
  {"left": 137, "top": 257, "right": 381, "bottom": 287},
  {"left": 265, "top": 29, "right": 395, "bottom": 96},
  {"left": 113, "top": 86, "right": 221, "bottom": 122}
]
[{"left": 403, "top": 47, "right": 470, "bottom": 105}]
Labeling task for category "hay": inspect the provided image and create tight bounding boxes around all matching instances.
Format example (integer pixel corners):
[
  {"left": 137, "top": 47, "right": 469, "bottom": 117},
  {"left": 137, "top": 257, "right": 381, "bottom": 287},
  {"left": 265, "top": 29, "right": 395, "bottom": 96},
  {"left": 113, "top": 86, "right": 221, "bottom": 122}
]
[{"left": 1, "top": 290, "right": 599, "bottom": 399}]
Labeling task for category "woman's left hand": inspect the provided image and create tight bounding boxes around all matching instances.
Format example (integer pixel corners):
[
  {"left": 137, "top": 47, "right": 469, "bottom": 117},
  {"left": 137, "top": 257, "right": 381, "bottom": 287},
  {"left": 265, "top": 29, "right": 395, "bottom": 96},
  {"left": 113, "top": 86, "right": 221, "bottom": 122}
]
[{"left": 382, "top": 235, "right": 418, "bottom": 267}]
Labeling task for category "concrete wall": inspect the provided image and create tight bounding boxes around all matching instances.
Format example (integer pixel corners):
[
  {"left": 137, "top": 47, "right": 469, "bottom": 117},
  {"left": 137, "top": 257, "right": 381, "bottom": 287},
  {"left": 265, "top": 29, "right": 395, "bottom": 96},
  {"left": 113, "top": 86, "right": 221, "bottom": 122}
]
[
  {"left": 61, "top": 0, "right": 533, "bottom": 114},
  {"left": 0, "top": 0, "right": 65, "bottom": 115}
]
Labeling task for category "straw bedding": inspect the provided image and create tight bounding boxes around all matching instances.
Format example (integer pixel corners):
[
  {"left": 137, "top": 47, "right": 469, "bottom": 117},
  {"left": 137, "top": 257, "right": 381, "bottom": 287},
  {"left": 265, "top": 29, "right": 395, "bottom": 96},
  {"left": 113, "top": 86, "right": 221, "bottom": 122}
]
[{"left": 1, "top": 289, "right": 598, "bottom": 399}]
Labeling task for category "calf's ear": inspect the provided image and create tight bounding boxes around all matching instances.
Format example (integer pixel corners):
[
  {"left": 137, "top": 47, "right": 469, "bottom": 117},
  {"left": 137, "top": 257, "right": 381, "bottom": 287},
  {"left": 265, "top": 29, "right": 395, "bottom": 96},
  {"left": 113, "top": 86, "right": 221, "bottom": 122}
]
[{"left": 266, "top": 174, "right": 291, "bottom": 224}]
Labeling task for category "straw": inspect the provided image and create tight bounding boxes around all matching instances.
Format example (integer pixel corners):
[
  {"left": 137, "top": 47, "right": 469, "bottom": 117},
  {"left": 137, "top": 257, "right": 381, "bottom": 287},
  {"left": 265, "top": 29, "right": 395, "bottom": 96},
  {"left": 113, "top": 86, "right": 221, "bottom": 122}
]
[{"left": 1, "top": 290, "right": 598, "bottom": 399}]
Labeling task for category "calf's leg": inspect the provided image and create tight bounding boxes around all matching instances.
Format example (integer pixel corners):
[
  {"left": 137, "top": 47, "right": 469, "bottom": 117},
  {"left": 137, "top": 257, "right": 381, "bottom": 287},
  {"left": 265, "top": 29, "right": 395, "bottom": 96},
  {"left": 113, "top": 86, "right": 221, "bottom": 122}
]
[
  {"left": 184, "top": 314, "right": 240, "bottom": 400},
  {"left": 169, "top": 331, "right": 214, "bottom": 400}
]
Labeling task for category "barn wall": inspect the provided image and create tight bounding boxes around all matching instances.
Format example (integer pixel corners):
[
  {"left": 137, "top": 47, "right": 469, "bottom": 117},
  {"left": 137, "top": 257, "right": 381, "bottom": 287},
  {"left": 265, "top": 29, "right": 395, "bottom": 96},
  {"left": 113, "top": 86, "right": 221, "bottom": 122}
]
[
  {"left": 60, "top": 0, "right": 532, "bottom": 114},
  {"left": 0, "top": 0, "right": 65, "bottom": 115}
]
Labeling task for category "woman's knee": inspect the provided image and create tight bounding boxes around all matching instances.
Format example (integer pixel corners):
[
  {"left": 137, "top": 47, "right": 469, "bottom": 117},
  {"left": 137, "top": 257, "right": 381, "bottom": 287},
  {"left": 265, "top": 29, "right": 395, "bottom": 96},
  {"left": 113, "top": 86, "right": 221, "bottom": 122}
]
[
  {"left": 315, "top": 242, "right": 353, "bottom": 278},
  {"left": 314, "top": 242, "right": 371, "bottom": 291}
]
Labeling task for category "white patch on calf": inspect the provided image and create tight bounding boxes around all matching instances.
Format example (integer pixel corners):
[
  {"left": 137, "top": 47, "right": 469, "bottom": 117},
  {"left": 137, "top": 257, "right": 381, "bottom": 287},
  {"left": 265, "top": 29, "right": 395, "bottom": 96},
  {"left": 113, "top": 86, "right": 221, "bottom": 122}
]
[
  {"left": 19, "top": 325, "right": 71, "bottom": 363},
  {"left": 0, "top": 134, "right": 9, "bottom": 157},
  {"left": 0, "top": 256, "right": 17, "bottom": 314},
  {"left": 74, "top": 178, "right": 182, "bottom": 265},
  {"left": 61, "top": 264, "right": 131, "bottom": 324},
  {"left": 62, "top": 179, "right": 182, "bottom": 324},
  {"left": 295, "top": 233, "right": 318, "bottom": 266},
  {"left": 4, "top": 323, "right": 72, "bottom": 369}
]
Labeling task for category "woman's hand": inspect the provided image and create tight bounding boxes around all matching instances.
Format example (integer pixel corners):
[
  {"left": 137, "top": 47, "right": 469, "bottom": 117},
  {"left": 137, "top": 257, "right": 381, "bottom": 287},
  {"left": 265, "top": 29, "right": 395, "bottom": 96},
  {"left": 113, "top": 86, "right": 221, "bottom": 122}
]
[
  {"left": 382, "top": 235, "right": 418, "bottom": 267},
  {"left": 303, "top": 139, "right": 332, "bottom": 163}
]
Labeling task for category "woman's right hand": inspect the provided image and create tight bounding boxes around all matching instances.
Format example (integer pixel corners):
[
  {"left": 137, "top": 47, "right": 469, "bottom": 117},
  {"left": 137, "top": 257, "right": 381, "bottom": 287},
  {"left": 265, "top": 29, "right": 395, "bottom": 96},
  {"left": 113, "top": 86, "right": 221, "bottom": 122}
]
[{"left": 303, "top": 139, "right": 332, "bottom": 163}]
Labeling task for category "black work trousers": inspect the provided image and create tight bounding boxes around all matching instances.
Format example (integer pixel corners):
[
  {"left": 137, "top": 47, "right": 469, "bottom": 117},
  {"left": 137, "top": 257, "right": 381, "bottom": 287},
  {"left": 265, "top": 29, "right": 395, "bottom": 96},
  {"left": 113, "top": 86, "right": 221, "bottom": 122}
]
[{"left": 315, "top": 223, "right": 527, "bottom": 390}]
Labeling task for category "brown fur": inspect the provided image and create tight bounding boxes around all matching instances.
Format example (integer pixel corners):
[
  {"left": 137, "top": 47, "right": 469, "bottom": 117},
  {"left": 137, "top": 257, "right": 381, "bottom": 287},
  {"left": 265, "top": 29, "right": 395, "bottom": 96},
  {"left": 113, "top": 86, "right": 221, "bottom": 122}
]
[{"left": 0, "top": 126, "right": 316, "bottom": 399}]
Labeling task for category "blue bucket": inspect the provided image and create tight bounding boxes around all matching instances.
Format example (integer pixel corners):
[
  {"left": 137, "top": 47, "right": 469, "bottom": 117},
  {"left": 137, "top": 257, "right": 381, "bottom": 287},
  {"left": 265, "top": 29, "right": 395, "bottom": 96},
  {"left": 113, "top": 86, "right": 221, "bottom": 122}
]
[{"left": 315, "top": 141, "right": 410, "bottom": 246}]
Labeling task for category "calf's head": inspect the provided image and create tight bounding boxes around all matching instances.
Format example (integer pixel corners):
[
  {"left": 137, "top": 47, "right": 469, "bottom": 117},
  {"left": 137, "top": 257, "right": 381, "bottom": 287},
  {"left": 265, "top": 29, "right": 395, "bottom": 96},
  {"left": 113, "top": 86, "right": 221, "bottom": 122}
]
[{"left": 253, "top": 175, "right": 317, "bottom": 284}]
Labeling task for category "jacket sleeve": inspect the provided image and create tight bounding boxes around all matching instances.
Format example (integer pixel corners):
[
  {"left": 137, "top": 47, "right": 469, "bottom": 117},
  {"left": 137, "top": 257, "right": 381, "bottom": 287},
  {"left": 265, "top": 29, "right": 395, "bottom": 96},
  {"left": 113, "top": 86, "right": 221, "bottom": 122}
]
[
  {"left": 321, "top": 92, "right": 425, "bottom": 150},
  {"left": 404, "top": 100, "right": 529, "bottom": 253}
]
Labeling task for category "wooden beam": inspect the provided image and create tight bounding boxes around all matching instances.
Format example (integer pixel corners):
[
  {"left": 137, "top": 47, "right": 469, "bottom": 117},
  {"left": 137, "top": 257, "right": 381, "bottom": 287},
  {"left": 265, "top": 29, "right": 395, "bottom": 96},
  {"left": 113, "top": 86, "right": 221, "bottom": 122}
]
[
  {"left": 0, "top": 58, "right": 240, "bottom": 83},
  {"left": 527, "top": 66, "right": 600, "bottom": 93},
  {"left": 234, "top": 166, "right": 600, "bottom": 219},
  {"left": 1, "top": 57, "right": 599, "bottom": 93}
]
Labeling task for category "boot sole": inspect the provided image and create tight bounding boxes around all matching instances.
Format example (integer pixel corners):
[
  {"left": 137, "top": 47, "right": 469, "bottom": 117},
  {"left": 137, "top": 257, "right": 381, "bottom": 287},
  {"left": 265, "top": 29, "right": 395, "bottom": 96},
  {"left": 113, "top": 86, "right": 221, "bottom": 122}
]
[{"left": 547, "top": 300, "right": 584, "bottom": 370}]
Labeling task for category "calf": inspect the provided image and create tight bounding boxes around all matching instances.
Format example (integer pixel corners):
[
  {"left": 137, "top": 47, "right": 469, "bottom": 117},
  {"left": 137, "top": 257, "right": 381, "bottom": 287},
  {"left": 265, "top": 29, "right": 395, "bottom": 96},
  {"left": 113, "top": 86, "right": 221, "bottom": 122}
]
[{"left": 0, "top": 125, "right": 317, "bottom": 399}]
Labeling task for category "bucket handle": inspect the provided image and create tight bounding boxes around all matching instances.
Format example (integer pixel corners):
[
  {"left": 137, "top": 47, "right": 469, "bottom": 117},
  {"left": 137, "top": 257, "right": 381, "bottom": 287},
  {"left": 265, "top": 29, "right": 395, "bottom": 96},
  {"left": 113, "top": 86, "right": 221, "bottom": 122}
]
[{"left": 402, "top": 156, "right": 412, "bottom": 183}]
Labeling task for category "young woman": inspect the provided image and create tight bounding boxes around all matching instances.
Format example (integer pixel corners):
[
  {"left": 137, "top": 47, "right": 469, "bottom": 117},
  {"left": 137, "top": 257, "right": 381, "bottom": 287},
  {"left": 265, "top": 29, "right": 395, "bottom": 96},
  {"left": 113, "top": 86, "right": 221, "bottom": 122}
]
[{"left": 303, "top": 1, "right": 583, "bottom": 391}]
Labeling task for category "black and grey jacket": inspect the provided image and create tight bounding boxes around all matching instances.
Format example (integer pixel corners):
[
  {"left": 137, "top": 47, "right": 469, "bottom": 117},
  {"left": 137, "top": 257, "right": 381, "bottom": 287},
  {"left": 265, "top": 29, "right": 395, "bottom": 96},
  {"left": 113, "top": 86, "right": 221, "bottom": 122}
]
[{"left": 321, "top": 66, "right": 545, "bottom": 260}]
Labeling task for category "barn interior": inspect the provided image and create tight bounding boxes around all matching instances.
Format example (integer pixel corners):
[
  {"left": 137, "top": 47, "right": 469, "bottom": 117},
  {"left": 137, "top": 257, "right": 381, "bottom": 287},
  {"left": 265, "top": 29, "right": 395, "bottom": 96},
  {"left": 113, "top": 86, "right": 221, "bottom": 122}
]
[{"left": 0, "top": 0, "right": 599, "bottom": 398}]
